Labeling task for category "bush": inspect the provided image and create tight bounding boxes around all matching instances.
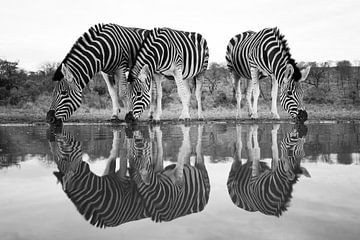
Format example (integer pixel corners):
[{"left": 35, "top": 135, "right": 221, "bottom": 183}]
[
  {"left": 214, "top": 92, "right": 228, "bottom": 107},
  {"left": 304, "top": 87, "right": 334, "bottom": 104}
]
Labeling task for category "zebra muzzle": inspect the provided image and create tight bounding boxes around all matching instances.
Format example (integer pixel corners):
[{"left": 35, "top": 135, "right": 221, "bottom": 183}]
[
  {"left": 125, "top": 111, "right": 136, "bottom": 123},
  {"left": 46, "top": 110, "right": 63, "bottom": 127},
  {"left": 296, "top": 110, "right": 308, "bottom": 124},
  {"left": 46, "top": 110, "right": 56, "bottom": 124}
]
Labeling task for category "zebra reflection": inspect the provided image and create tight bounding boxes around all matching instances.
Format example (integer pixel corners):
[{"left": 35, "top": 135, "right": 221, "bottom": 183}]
[
  {"left": 129, "top": 124, "right": 210, "bottom": 222},
  {"left": 47, "top": 129, "right": 147, "bottom": 228},
  {"left": 227, "top": 124, "right": 310, "bottom": 217}
]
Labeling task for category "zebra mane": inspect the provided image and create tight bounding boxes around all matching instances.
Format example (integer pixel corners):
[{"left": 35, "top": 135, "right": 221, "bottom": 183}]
[
  {"left": 274, "top": 28, "right": 302, "bottom": 82},
  {"left": 53, "top": 65, "right": 64, "bottom": 81},
  {"left": 52, "top": 23, "right": 105, "bottom": 82}
]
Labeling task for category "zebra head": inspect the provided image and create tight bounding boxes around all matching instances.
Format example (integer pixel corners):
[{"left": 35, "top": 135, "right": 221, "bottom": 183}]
[
  {"left": 280, "top": 64, "right": 311, "bottom": 123},
  {"left": 46, "top": 128, "right": 83, "bottom": 192},
  {"left": 46, "top": 63, "right": 83, "bottom": 125},
  {"left": 126, "top": 64, "right": 152, "bottom": 122},
  {"left": 280, "top": 124, "right": 311, "bottom": 180}
]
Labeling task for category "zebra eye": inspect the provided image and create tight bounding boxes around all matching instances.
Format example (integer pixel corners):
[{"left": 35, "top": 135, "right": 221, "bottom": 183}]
[
  {"left": 287, "top": 90, "right": 292, "bottom": 96},
  {"left": 61, "top": 90, "right": 67, "bottom": 95}
]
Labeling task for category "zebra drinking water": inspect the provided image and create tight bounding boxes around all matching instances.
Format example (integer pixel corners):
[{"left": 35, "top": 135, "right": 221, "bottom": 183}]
[
  {"left": 226, "top": 28, "right": 311, "bottom": 123},
  {"left": 125, "top": 27, "right": 209, "bottom": 122},
  {"left": 46, "top": 23, "right": 155, "bottom": 124},
  {"left": 227, "top": 124, "right": 310, "bottom": 217},
  {"left": 129, "top": 124, "right": 210, "bottom": 222},
  {"left": 47, "top": 128, "right": 148, "bottom": 228}
]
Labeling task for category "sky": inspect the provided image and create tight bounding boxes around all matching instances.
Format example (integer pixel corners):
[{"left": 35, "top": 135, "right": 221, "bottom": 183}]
[{"left": 0, "top": 0, "right": 359, "bottom": 71}]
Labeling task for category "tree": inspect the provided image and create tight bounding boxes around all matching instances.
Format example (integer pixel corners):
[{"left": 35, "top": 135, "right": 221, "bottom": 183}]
[
  {"left": 336, "top": 60, "right": 352, "bottom": 93},
  {"left": 306, "top": 62, "right": 329, "bottom": 89},
  {"left": 204, "top": 63, "right": 231, "bottom": 94}
]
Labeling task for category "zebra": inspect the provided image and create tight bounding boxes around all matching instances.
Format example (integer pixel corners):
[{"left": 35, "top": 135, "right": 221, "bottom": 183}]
[
  {"left": 125, "top": 27, "right": 209, "bottom": 122},
  {"left": 227, "top": 124, "right": 310, "bottom": 217},
  {"left": 46, "top": 23, "right": 165, "bottom": 125},
  {"left": 47, "top": 128, "right": 148, "bottom": 228},
  {"left": 226, "top": 28, "right": 311, "bottom": 123},
  {"left": 129, "top": 124, "right": 210, "bottom": 222}
]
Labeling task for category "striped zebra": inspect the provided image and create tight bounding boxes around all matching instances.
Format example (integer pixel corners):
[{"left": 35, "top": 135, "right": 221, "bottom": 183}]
[
  {"left": 125, "top": 27, "right": 209, "bottom": 122},
  {"left": 47, "top": 128, "right": 148, "bottom": 228},
  {"left": 227, "top": 124, "right": 310, "bottom": 217},
  {"left": 46, "top": 23, "right": 164, "bottom": 125},
  {"left": 129, "top": 124, "right": 210, "bottom": 222},
  {"left": 226, "top": 28, "right": 311, "bottom": 123}
]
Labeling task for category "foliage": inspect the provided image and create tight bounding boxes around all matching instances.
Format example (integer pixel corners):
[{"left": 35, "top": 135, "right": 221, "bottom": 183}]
[{"left": 0, "top": 57, "right": 359, "bottom": 113}]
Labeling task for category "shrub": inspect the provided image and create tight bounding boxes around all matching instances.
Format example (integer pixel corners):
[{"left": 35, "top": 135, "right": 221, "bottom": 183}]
[{"left": 304, "top": 87, "right": 334, "bottom": 104}]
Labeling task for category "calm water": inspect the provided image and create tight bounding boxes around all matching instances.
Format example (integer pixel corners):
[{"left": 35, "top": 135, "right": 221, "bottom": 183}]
[{"left": 0, "top": 122, "right": 359, "bottom": 240}]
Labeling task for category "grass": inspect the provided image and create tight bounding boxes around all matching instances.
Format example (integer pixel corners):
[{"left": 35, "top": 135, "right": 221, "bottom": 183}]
[{"left": 0, "top": 102, "right": 360, "bottom": 124}]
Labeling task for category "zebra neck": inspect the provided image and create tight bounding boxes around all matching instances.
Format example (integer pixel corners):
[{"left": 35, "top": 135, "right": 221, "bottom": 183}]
[
  {"left": 273, "top": 59, "right": 288, "bottom": 85},
  {"left": 65, "top": 60, "right": 96, "bottom": 89}
]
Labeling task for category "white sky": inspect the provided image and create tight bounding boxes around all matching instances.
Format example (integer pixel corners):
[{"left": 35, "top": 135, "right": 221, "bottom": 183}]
[{"left": 0, "top": 0, "right": 359, "bottom": 71}]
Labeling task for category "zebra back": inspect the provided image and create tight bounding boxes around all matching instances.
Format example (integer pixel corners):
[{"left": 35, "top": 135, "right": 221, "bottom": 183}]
[
  {"left": 53, "top": 23, "right": 149, "bottom": 88},
  {"left": 226, "top": 31, "right": 256, "bottom": 79}
]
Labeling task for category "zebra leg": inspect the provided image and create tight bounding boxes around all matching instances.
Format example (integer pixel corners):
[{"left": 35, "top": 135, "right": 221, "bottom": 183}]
[
  {"left": 235, "top": 125, "right": 242, "bottom": 162},
  {"left": 252, "top": 80, "right": 260, "bottom": 119},
  {"left": 101, "top": 72, "right": 121, "bottom": 121},
  {"left": 176, "top": 125, "right": 192, "bottom": 182},
  {"left": 271, "top": 124, "right": 280, "bottom": 169},
  {"left": 148, "top": 78, "right": 155, "bottom": 120},
  {"left": 175, "top": 75, "right": 191, "bottom": 121},
  {"left": 117, "top": 135, "right": 129, "bottom": 179},
  {"left": 150, "top": 125, "right": 163, "bottom": 172},
  {"left": 195, "top": 76, "right": 204, "bottom": 120},
  {"left": 247, "top": 125, "right": 260, "bottom": 177},
  {"left": 195, "top": 124, "right": 204, "bottom": 165},
  {"left": 249, "top": 68, "right": 259, "bottom": 119},
  {"left": 271, "top": 77, "right": 280, "bottom": 119},
  {"left": 233, "top": 74, "right": 242, "bottom": 119},
  {"left": 103, "top": 129, "right": 121, "bottom": 175},
  {"left": 153, "top": 75, "right": 165, "bottom": 122},
  {"left": 115, "top": 68, "right": 129, "bottom": 114},
  {"left": 245, "top": 80, "right": 253, "bottom": 118}
]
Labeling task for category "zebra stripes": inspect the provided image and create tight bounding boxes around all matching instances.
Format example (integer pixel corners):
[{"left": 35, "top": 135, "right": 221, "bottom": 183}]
[
  {"left": 227, "top": 124, "right": 310, "bottom": 217},
  {"left": 47, "top": 123, "right": 210, "bottom": 226},
  {"left": 48, "top": 128, "right": 148, "bottom": 228},
  {"left": 46, "top": 23, "right": 150, "bottom": 123},
  {"left": 226, "top": 28, "right": 311, "bottom": 123},
  {"left": 129, "top": 124, "right": 210, "bottom": 222},
  {"left": 125, "top": 27, "right": 209, "bottom": 121}
]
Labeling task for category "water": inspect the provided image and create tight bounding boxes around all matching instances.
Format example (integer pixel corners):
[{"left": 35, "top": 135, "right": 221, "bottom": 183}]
[{"left": 0, "top": 122, "right": 359, "bottom": 240}]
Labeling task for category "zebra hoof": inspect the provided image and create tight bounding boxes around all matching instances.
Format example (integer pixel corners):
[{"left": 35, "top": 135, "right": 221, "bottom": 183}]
[
  {"left": 198, "top": 117, "right": 205, "bottom": 121},
  {"left": 179, "top": 118, "right": 191, "bottom": 122},
  {"left": 249, "top": 113, "right": 258, "bottom": 119},
  {"left": 271, "top": 113, "right": 280, "bottom": 119}
]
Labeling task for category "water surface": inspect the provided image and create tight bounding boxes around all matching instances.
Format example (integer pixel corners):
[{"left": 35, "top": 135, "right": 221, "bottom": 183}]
[{"left": 0, "top": 122, "right": 359, "bottom": 240}]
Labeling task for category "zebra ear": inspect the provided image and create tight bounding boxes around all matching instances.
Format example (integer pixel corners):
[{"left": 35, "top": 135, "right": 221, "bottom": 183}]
[
  {"left": 61, "top": 63, "right": 75, "bottom": 83},
  {"left": 299, "top": 65, "right": 311, "bottom": 82},
  {"left": 284, "top": 64, "right": 294, "bottom": 83}
]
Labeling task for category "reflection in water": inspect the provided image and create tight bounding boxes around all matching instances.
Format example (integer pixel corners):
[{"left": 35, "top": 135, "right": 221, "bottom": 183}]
[
  {"left": 47, "top": 124, "right": 210, "bottom": 227},
  {"left": 129, "top": 125, "right": 210, "bottom": 222},
  {"left": 227, "top": 124, "right": 310, "bottom": 217},
  {"left": 48, "top": 129, "right": 147, "bottom": 228}
]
